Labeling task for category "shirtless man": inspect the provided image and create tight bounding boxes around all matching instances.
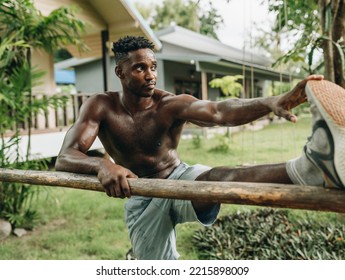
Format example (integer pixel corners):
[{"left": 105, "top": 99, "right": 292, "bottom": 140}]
[{"left": 55, "top": 36, "right": 345, "bottom": 260}]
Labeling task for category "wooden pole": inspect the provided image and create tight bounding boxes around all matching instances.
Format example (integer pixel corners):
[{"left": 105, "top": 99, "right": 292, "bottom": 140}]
[{"left": 0, "top": 168, "right": 345, "bottom": 213}]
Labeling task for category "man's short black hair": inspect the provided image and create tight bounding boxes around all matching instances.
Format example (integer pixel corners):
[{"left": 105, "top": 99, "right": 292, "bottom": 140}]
[{"left": 112, "top": 36, "right": 155, "bottom": 65}]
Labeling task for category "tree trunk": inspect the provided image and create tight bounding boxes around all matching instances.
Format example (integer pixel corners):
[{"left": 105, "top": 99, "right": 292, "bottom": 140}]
[
  {"left": 332, "top": 0, "right": 345, "bottom": 87},
  {"left": 319, "top": 0, "right": 345, "bottom": 87},
  {"left": 26, "top": 47, "right": 32, "bottom": 161},
  {"left": 319, "top": 0, "right": 335, "bottom": 82}
]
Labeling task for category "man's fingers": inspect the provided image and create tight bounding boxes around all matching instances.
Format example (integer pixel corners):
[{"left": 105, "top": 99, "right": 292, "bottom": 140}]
[
  {"left": 111, "top": 177, "right": 130, "bottom": 198},
  {"left": 104, "top": 184, "right": 115, "bottom": 197},
  {"left": 278, "top": 108, "right": 297, "bottom": 123},
  {"left": 114, "top": 182, "right": 125, "bottom": 198},
  {"left": 105, "top": 188, "right": 111, "bottom": 197},
  {"left": 99, "top": 168, "right": 136, "bottom": 199},
  {"left": 288, "top": 114, "right": 297, "bottom": 123},
  {"left": 120, "top": 176, "right": 131, "bottom": 198},
  {"left": 307, "top": 74, "right": 324, "bottom": 81}
]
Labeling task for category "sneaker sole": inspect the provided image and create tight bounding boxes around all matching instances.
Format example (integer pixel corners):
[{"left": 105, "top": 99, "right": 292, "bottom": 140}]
[{"left": 306, "top": 80, "right": 345, "bottom": 187}]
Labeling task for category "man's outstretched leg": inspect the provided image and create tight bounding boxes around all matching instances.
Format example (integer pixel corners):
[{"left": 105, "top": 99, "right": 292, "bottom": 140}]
[
  {"left": 194, "top": 79, "right": 345, "bottom": 212},
  {"left": 287, "top": 80, "right": 345, "bottom": 189}
]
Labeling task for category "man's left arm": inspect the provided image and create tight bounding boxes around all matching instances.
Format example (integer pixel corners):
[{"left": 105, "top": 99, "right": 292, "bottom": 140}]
[
  {"left": 216, "top": 74, "right": 323, "bottom": 125},
  {"left": 172, "top": 75, "right": 323, "bottom": 127}
]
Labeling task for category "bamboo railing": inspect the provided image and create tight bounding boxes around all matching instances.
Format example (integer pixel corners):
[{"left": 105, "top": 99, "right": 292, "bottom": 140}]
[
  {"left": 5, "top": 92, "right": 92, "bottom": 135},
  {"left": 1, "top": 168, "right": 345, "bottom": 213}
]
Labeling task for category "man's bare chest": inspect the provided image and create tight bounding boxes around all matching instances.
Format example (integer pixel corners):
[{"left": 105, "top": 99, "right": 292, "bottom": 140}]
[{"left": 99, "top": 111, "right": 168, "bottom": 153}]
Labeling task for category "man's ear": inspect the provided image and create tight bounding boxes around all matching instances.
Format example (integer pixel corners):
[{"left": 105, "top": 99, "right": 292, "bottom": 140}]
[{"left": 115, "top": 66, "right": 124, "bottom": 79}]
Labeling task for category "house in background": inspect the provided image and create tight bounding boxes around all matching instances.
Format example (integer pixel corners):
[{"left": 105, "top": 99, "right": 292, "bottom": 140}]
[
  {"left": 56, "top": 25, "right": 294, "bottom": 101},
  {"left": 6, "top": 0, "right": 298, "bottom": 160},
  {"left": 154, "top": 25, "right": 294, "bottom": 100}
]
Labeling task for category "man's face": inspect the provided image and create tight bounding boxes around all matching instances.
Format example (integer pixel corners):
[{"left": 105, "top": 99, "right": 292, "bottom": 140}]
[{"left": 117, "top": 48, "right": 157, "bottom": 97}]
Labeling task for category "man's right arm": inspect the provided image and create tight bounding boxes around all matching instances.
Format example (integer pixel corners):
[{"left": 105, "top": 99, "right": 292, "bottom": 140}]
[
  {"left": 55, "top": 96, "right": 104, "bottom": 175},
  {"left": 55, "top": 96, "right": 136, "bottom": 198}
]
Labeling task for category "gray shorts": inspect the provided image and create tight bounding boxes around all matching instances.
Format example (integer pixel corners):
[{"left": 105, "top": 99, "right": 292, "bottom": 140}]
[{"left": 124, "top": 162, "right": 220, "bottom": 260}]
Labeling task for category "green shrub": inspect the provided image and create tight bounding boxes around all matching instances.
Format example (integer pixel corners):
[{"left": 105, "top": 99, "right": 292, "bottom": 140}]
[
  {"left": 192, "top": 208, "right": 345, "bottom": 260},
  {"left": 192, "top": 134, "right": 202, "bottom": 149},
  {"left": 208, "top": 135, "right": 230, "bottom": 153},
  {"left": 0, "top": 158, "right": 48, "bottom": 229}
]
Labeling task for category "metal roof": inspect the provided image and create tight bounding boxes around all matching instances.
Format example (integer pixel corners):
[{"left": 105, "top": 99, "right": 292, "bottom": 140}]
[
  {"left": 156, "top": 25, "right": 272, "bottom": 67},
  {"left": 155, "top": 25, "right": 297, "bottom": 81}
]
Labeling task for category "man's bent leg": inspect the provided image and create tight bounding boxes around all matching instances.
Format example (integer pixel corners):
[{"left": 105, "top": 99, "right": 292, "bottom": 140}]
[{"left": 125, "top": 163, "right": 220, "bottom": 260}]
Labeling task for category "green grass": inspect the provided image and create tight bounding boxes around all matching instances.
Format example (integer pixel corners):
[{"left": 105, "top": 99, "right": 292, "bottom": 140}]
[
  {"left": 0, "top": 188, "right": 130, "bottom": 259},
  {"left": 0, "top": 116, "right": 342, "bottom": 260},
  {"left": 179, "top": 117, "right": 313, "bottom": 167}
]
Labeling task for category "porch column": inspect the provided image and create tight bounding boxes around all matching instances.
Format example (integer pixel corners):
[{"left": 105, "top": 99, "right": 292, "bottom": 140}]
[
  {"left": 101, "top": 29, "right": 110, "bottom": 92},
  {"left": 201, "top": 71, "right": 208, "bottom": 100},
  {"left": 201, "top": 71, "right": 209, "bottom": 138}
]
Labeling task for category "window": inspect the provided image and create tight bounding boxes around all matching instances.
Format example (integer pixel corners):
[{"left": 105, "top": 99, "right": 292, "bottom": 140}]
[{"left": 174, "top": 79, "right": 200, "bottom": 98}]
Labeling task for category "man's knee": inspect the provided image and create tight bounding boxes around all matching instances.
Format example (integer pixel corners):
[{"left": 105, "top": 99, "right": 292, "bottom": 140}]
[{"left": 195, "top": 169, "right": 212, "bottom": 181}]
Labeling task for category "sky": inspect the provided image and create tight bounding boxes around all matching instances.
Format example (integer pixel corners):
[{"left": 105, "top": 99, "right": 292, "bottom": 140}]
[
  {"left": 211, "top": 0, "right": 273, "bottom": 49},
  {"left": 135, "top": 0, "right": 274, "bottom": 50}
]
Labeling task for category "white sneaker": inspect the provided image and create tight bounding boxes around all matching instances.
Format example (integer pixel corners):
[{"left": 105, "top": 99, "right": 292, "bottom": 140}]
[{"left": 305, "top": 80, "right": 345, "bottom": 188}]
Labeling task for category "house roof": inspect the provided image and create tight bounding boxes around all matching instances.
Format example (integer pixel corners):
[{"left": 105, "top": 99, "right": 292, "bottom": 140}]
[
  {"left": 35, "top": 0, "right": 161, "bottom": 58},
  {"left": 55, "top": 57, "right": 99, "bottom": 69},
  {"left": 156, "top": 25, "right": 297, "bottom": 81},
  {"left": 156, "top": 25, "right": 272, "bottom": 66}
]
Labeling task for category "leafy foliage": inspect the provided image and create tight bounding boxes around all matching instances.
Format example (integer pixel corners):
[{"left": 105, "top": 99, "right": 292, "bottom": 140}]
[
  {"left": 209, "top": 75, "right": 243, "bottom": 98},
  {"left": 193, "top": 208, "right": 345, "bottom": 260},
  {"left": 192, "top": 134, "right": 202, "bottom": 149},
  {"left": 256, "top": 0, "right": 345, "bottom": 86},
  {"left": 255, "top": 1, "right": 321, "bottom": 73},
  {"left": 0, "top": 0, "right": 85, "bottom": 229},
  {"left": 0, "top": 36, "right": 49, "bottom": 228},
  {"left": 208, "top": 135, "right": 231, "bottom": 153},
  {"left": 0, "top": 0, "right": 86, "bottom": 53},
  {"left": 0, "top": 160, "right": 48, "bottom": 229},
  {"left": 135, "top": 0, "right": 223, "bottom": 39}
]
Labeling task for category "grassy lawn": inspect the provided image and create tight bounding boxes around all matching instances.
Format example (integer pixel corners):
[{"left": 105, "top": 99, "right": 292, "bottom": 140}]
[{"left": 0, "top": 116, "right": 342, "bottom": 260}]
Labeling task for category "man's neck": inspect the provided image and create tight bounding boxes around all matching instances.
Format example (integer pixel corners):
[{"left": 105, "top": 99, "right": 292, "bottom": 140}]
[{"left": 121, "top": 92, "right": 154, "bottom": 114}]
